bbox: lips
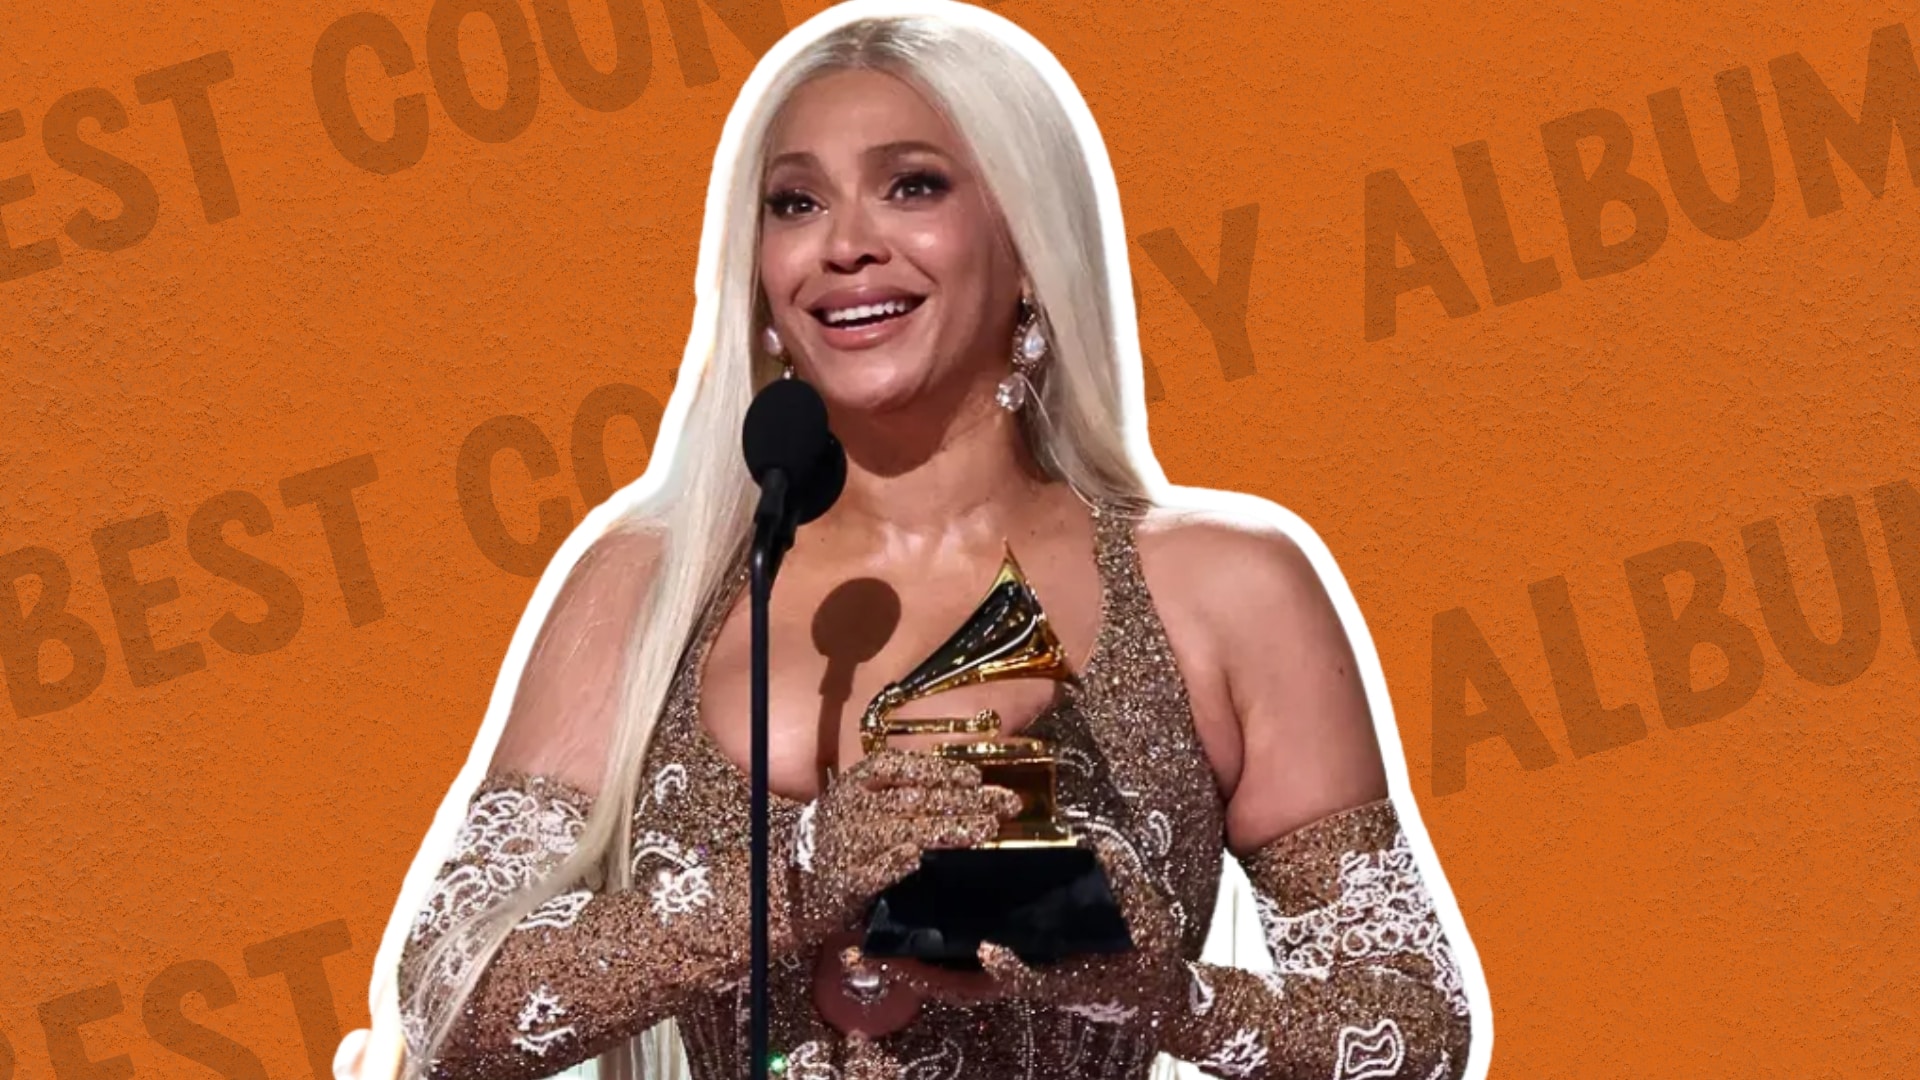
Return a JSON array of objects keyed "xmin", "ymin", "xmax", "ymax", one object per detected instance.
[
  {"xmin": 810, "ymin": 288, "xmax": 926, "ymax": 328},
  {"xmin": 806, "ymin": 287, "xmax": 928, "ymax": 350},
  {"xmin": 816, "ymin": 296, "xmax": 924, "ymax": 328}
]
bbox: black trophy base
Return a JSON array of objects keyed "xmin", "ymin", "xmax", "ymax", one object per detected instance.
[{"xmin": 860, "ymin": 845, "xmax": 1133, "ymax": 970}]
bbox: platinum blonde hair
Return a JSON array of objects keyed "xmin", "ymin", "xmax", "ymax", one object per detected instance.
[{"xmin": 401, "ymin": 2, "xmax": 1164, "ymax": 1077}]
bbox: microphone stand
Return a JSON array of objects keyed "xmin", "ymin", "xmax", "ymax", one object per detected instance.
[{"xmin": 747, "ymin": 469, "xmax": 792, "ymax": 1080}]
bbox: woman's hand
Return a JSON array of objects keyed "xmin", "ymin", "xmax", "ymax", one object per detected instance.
[
  {"xmin": 798, "ymin": 750, "xmax": 1022, "ymax": 1037},
  {"xmin": 793, "ymin": 749, "xmax": 1023, "ymax": 951},
  {"xmin": 855, "ymin": 830, "xmax": 1191, "ymax": 1026}
]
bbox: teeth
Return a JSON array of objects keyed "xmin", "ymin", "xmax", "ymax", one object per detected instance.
[{"xmin": 823, "ymin": 298, "xmax": 913, "ymax": 325}]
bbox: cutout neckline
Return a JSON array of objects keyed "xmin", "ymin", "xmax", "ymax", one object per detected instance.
[{"xmin": 682, "ymin": 507, "xmax": 1124, "ymax": 807}]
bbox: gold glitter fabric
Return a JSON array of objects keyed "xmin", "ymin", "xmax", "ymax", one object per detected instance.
[
  {"xmin": 658, "ymin": 499, "xmax": 1230, "ymax": 1079},
  {"xmin": 395, "ymin": 765, "xmax": 811, "ymax": 1080},
  {"xmin": 397, "ymin": 499, "xmax": 1471, "ymax": 1080},
  {"xmin": 1160, "ymin": 799, "xmax": 1474, "ymax": 1079}
]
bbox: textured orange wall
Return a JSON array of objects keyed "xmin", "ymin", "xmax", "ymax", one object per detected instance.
[{"xmin": 5, "ymin": 0, "xmax": 1918, "ymax": 1076}]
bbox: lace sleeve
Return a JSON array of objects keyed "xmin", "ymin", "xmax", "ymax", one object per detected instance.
[
  {"xmin": 393, "ymin": 524, "xmax": 743, "ymax": 1080},
  {"xmin": 1161, "ymin": 799, "xmax": 1474, "ymax": 1080},
  {"xmin": 397, "ymin": 770, "xmax": 805, "ymax": 1080}
]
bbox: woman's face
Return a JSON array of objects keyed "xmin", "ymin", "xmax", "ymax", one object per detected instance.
[{"xmin": 758, "ymin": 68, "xmax": 1024, "ymax": 417}]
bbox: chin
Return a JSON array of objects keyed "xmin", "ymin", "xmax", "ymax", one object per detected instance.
[{"xmin": 807, "ymin": 358, "xmax": 933, "ymax": 417}]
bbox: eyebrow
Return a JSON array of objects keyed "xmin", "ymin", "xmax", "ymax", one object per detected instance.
[{"xmin": 765, "ymin": 140, "xmax": 954, "ymax": 174}]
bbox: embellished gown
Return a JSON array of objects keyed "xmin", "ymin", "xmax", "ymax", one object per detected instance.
[{"xmin": 399, "ymin": 501, "xmax": 1474, "ymax": 1080}]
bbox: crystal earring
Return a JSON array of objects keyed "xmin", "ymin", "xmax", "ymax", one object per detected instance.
[
  {"xmin": 997, "ymin": 295, "xmax": 1048, "ymax": 411},
  {"xmin": 762, "ymin": 323, "xmax": 795, "ymax": 379}
]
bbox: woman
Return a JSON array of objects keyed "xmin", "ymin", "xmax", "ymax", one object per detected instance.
[{"xmin": 372, "ymin": 2, "xmax": 1485, "ymax": 1079}]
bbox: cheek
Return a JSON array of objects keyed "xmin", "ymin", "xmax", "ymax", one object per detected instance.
[
  {"xmin": 759, "ymin": 229, "xmax": 810, "ymax": 304},
  {"xmin": 898, "ymin": 211, "xmax": 995, "ymax": 288}
]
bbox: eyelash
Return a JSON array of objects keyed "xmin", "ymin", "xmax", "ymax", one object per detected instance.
[
  {"xmin": 762, "ymin": 169, "xmax": 952, "ymax": 220},
  {"xmin": 763, "ymin": 190, "xmax": 817, "ymax": 219},
  {"xmin": 890, "ymin": 169, "xmax": 951, "ymax": 200}
]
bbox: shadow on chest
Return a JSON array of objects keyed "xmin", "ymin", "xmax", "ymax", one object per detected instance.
[{"xmin": 699, "ymin": 564, "xmax": 1106, "ymax": 788}]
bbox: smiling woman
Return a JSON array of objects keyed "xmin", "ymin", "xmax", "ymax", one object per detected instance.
[
  {"xmin": 339, "ymin": 3, "xmax": 1489, "ymax": 1080},
  {"xmin": 756, "ymin": 71, "xmax": 1023, "ymax": 415}
]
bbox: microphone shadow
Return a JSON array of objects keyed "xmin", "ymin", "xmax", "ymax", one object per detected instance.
[{"xmin": 811, "ymin": 577, "xmax": 901, "ymax": 776}]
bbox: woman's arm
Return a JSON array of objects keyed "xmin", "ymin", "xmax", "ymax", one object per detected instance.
[
  {"xmin": 924, "ymin": 516, "xmax": 1476, "ymax": 1079},
  {"xmin": 397, "ymin": 529, "xmax": 1015, "ymax": 1080},
  {"xmin": 1160, "ymin": 800, "xmax": 1472, "ymax": 1079},
  {"xmin": 951, "ymin": 798, "xmax": 1472, "ymax": 1080},
  {"xmin": 1154, "ymin": 517, "xmax": 1474, "ymax": 1078},
  {"xmin": 395, "ymin": 528, "xmax": 808, "ymax": 1080},
  {"xmin": 397, "ymin": 771, "xmax": 809, "ymax": 1080}
]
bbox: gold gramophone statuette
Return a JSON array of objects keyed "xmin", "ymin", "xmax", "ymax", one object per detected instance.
[{"xmin": 858, "ymin": 545, "xmax": 1077, "ymax": 847}]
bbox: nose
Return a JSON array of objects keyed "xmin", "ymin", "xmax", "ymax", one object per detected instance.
[{"xmin": 823, "ymin": 200, "xmax": 888, "ymax": 273}]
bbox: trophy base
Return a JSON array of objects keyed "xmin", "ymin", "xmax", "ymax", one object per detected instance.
[{"xmin": 860, "ymin": 843, "xmax": 1134, "ymax": 970}]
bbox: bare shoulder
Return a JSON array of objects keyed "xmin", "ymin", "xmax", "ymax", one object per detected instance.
[
  {"xmin": 488, "ymin": 521, "xmax": 668, "ymax": 793},
  {"xmin": 1130, "ymin": 493, "xmax": 1385, "ymax": 849},
  {"xmin": 523, "ymin": 522, "xmax": 669, "ymax": 649},
  {"xmin": 1131, "ymin": 498, "xmax": 1326, "ymax": 640},
  {"xmin": 572, "ymin": 520, "xmax": 667, "ymax": 580}
]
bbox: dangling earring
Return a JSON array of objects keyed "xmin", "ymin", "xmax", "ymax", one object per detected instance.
[
  {"xmin": 997, "ymin": 293, "xmax": 1047, "ymax": 411},
  {"xmin": 763, "ymin": 323, "xmax": 794, "ymax": 379}
]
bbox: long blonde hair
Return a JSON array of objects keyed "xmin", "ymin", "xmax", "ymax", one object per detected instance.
[{"xmin": 402, "ymin": 2, "xmax": 1165, "ymax": 1077}]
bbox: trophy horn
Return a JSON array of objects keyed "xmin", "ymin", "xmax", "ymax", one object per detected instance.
[{"xmin": 859, "ymin": 545, "xmax": 1074, "ymax": 752}]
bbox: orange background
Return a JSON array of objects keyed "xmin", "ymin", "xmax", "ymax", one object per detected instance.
[{"xmin": 4, "ymin": 0, "xmax": 1918, "ymax": 1076}]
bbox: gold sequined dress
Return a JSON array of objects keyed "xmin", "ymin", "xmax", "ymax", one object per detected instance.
[{"xmin": 399, "ymin": 501, "xmax": 1474, "ymax": 1080}]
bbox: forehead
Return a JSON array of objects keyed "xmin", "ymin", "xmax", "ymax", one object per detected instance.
[{"xmin": 765, "ymin": 68, "xmax": 963, "ymax": 159}]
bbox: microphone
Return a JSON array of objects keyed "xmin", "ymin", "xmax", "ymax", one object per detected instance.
[
  {"xmin": 739, "ymin": 375, "xmax": 844, "ymax": 1080},
  {"xmin": 743, "ymin": 377, "xmax": 846, "ymax": 574}
]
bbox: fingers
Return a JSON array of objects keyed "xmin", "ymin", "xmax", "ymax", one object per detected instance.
[
  {"xmin": 1109, "ymin": 873, "xmax": 1174, "ymax": 951},
  {"xmin": 824, "ymin": 786, "xmax": 1010, "ymax": 870},
  {"xmin": 888, "ymin": 957, "xmax": 1003, "ymax": 1005},
  {"xmin": 834, "ymin": 947, "xmax": 987, "ymax": 1005},
  {"xmin": 808, "ymin": 752, "xmax": 1024, "ymax": 933},
  {"xmin": 861, "ymin": 843, "xmax": 927, "ymax": 895},
  {"xmin": 829, "ymin": 810, "xmax": 999, "ymax": 923},
  {"xmin": 850, "ymin": 810, "xmax": 994, "ymax": 879},
  {"xmin": 848, "ymin": 750, "xmax": 983, "ymax": 791},
  {"xmin": 917, "ymin": 813, "xmax": 1001, "ymax": 848},
  {"xmin": 983, "ymin": 785, "xmax": 1024, "ymax": 818},
  {"xmin": 855, "ymin": 813, "xmax": 1000, "ymax": 856},
  {"xmin": 1088, "ymin": 833, "xmax": 1151, "ymax": 895},
  {"xmin": 840, "ymin": 821, "xmax": 983, "ymax": 906},
  {"xmin": 1085, "ymin": 835, "xmax": 1178, "ymax": 950},
  {"xmin": 976, "ymin": 942, "xmax": 1049, "ymax": 997},
  {"xmin": 869, "ymin": 785, "xmax": 1023, "ymax": 819},
  {"xmin": 976, "ymin": 944, "xmax": 1155, "ymax": 1013}
]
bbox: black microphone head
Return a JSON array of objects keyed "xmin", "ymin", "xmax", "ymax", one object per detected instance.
[
  {"xmin": 793, "ymin": 434, "xmax": 846, "ymax": 525},
  {"xmin": 743, "ymin": 377, "xmax": 831, "ymax": 484}
]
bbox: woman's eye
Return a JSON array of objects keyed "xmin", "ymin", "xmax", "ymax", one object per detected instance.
[
  {"xmin": 764, "ymin": 190, "xmax": 818, "ymax": 218},
  {"xmin": 890, "ymin": 170, "xmax": 951, "ymax": 201}
]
